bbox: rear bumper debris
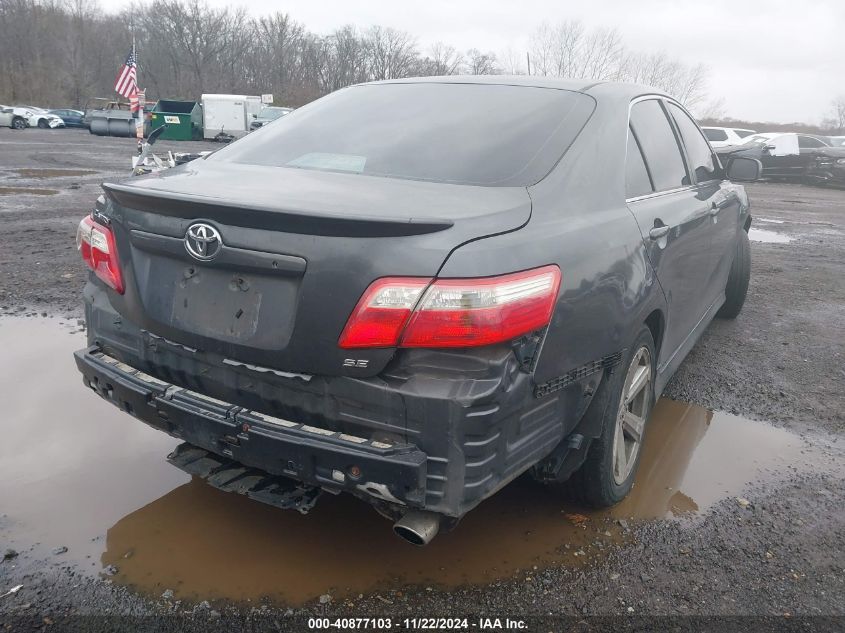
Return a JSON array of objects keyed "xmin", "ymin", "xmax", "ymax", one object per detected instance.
[
  {"xmin": 166, "ymin": 442, "xmax": 322, "ymax": 514},
  {"xmin": 77, "ymin": 288, "xmax": 596, "ymax": 518},
  {"xmin": 74, "ymin": 348, "xmax": 428, "ymax": 509}
]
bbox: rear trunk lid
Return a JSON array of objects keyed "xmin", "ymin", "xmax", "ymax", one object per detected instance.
[{"xmin": 100, "ymin": 161, "xmax": 531, "ymax": 377}]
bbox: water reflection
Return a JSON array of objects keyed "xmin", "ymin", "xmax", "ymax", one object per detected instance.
[{"xmin": 101, "ymin": 400, "xmax": 794, "ymax": 604}]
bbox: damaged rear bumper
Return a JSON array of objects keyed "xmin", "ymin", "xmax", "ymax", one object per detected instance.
[
  {"xmin": 74, "ymin": 347, "xmax": 428, "ymax": 508},
  {"xmin": 76, "ymin": 286, "xmax": 596, "ymax": 518}
]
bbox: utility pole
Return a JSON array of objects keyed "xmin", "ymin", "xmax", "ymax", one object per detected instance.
[{"xmin": 526, "ymin": 52, "xmax": 531, "ymax": 76}]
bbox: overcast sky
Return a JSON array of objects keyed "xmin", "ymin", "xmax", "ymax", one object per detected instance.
[{"xmin": 143, "ymin": 0, "xmax": 844, "ymax": 123}]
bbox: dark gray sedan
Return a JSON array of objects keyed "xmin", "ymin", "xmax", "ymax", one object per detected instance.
[{"xmin": 74, "ymin": 77, "xmax": 759, "ymax": 545}]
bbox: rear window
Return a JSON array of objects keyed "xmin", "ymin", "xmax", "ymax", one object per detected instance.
[
  {"xmin": 629, "ymin": 100, "xmax": 689, "ymax": 192},
  {"xmin": 626, "ymin": 128, "xmax": 653, "ymax": 198},
  {"xmin": 703, "ymin": 128, "xmax": 728, "ymax": 141},
  {"xmin": 211, "ymin": 83, "xmax": 595, "ymax": 186},
  {"xmin": 797, "ymin": 135, "xmax": 827, "ymax": 149}
]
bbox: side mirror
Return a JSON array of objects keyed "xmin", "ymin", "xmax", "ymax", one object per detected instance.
[
  {"xmin": 763, "ymin": 144, "xmax": 777, "ymax": 152},
  {"xmin": 252, "ymin": 113, "xmax": 257, "ymax": 118},
  {"xmin": 726, "ymin": 156, "xmax": 762, "ymax": 182}
]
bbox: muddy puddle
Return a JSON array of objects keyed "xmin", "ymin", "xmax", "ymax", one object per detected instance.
[
  {"xmin": 12, "ymin": 168, "xmax": 99, "ymax": 179},
  {"xmin": 749, "ymin": 227, "xmax": 792, "ymax": 243},
  {"xmin": 0, "ymin": 186, "xmax": 58, "ymax": 195},
  {"xmin": 0, "ymin": 317, "xmax": 822, "ymax": 605}
]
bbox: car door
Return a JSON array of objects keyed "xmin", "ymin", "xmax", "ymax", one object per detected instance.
[
  {"xmin": 626, "ymin": 97, "xmax": 719, "ymax": 363},
  {"xmin": 761, "ymin": 134, "xmax": 802, "ymax": 177},
  {"xmin": 666, "ymin": 102, "xmax": 741, "ymax": 305},
  {"xmin": 797, "ymin": 135, "xmax": 829, "ymax": 174}
]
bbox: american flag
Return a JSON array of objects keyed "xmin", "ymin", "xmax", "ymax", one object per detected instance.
[
  {"xmin": 114, "ymin": 49, "xmax": 137, "ymax": 100},
  {"xmin": 129, "ymin": 89, "xmax": 143, "ymax": 114}
]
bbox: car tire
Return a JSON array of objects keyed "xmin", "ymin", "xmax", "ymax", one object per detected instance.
[
  {"xmin": 563, "ymin": 327, "xmax": 656, "ymax": 508},
  {"xmin": 37, "ymin": 119, "xmax": 49, "ymax": 129},
  {"xmin": 716, "ymin": 229, "xmax": 750, "ymax": 319},
  {"xmin": 12, "ymin": 117, "xmax": 26, "ymax": 130}
]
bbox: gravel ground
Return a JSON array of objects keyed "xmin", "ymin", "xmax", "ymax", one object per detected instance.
[{"xmin": 1, "ymin": 129, "xmax": 844, "ymax": 631}]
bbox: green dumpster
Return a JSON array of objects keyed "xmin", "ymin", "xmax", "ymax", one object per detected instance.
[{"xmin": 149, "ymin": 99, "xmax": 202, "ymax": 141}]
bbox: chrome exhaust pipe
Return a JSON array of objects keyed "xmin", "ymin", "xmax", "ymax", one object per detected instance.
[{"xmin": 393, "ymin": 510, "xmax": 441, "ymax": 546}]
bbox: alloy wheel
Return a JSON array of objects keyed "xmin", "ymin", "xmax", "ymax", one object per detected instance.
[{"xmin": 611, "ymin": 346, "xmax": 652, "ymax": 485}]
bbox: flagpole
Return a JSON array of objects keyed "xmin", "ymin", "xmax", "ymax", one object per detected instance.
[{"xmin": 132, "ymin": 28, "xmax": 144, "ymax": 142}]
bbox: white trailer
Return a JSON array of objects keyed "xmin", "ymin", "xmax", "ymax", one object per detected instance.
[
  {"xmin": 245, "ymin": 95, "xmax": 263, "ymax": 121},
  {"xmin": 201, "ymin": 94, "xmax": 262, "ymax": 139}
]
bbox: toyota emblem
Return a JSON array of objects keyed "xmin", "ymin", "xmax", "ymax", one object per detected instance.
[{"xmin": 184, "ymin": 222, "xmax": 222, "ymax": 261}]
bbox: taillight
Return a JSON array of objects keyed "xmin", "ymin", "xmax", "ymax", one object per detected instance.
[
  {"xmin": 338, "ymin": 278, "xmax": 430, "ymax": 348},
  {"xmin": 339, "ymin": 265, "xmax": 560, "ymax": 349},
  {"xmin": 76, "ymin": 215, "xmax": 124, "ymax": 294}
]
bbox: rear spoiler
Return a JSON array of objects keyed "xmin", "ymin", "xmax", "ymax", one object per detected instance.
[{"xmin": 103, "ymin": 182, "xmax": 454, "ymax": 238}]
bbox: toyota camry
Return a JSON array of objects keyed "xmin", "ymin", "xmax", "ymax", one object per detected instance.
[{"xmin": 74, "ymin": 76, "xmax": 760, "ymax": 545}]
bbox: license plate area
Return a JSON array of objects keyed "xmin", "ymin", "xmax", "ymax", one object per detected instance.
[{"xmin": 136, "ymin": 252, "xmax": 299, "ymax": 349}]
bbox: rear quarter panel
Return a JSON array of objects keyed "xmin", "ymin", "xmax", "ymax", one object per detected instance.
[{"xmin": 439, "ymin": 87, "xmax": 667, "ymax": 386}]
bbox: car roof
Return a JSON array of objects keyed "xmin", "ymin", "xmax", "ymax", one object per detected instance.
[{"xmin": 363, "ymin": 75, "xmax": 669, "ymax": 99}]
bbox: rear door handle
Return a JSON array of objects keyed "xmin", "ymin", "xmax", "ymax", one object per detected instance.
[{"xmin": 648, "ymin": 225, "xmax": 670, "ymax": 240}]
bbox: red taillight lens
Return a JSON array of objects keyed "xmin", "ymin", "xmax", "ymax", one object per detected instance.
[
  {"xmin": 338, "ymin": 277, "xmax": 431, "ymax": 348},
  {"xmin": 76, "ymin": 215, "xmax": 124, "ymax": 294},
  {"xmin": 401, "ymin": 266, "xmax": 561, "ymax": 348},
  {"xmin": 339, "ymin": 266, "xmax": 561, "ymax": 349}
]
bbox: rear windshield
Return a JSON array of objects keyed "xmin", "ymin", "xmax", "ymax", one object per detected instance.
[{"xmin": 211, "ymin": 83, "xmax": 595, "ymax": 186}]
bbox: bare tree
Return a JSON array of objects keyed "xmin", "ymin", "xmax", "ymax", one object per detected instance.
[
  {"xmin": 577, "ymin": 27, "xmax": 624, "ymax": 80},
  {"xmin": 616, "ymin": 50, "xmax": 709, "ymax": 108},
  {"xmin": 423, "ymin": 42, "xmax": 463, "ymax": 75},
  {"xmin": 528, "ymin": 19, "xmax": 710, "ymax": 107},
  {"xmin": 364, "ymin": 25, "xmax": 418, "ymax": 81},
  {"xmin": 0, "ymin": 0, "xmax": 716, "ymax": 115},
  {"xmin": 465, "ymin": 49, "xmax": 498, "ymax": 75},
  {"xmin": 697, "ymin": 96, "xmax": 726, "ymax": 120},
  {"xmin": 498, "ymin": 47, "xmax": 526, "ymax": 75}
]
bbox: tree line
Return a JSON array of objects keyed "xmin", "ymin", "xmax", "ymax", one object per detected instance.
[{"xmin": 1, "ymin": 0, "xmax": 716, "ymax": 111}]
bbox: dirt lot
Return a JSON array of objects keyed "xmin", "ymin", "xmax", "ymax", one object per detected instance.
[{"xmin": 0, "ymin": 128, "xmax": 844, "ymax": 632}]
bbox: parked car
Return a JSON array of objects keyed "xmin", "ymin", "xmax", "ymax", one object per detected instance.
[
  {"xmin": 701, "ymin": 126, "xmax": 756, "ymax": 148},
  {"xmin": 49, "ymin": 108, "xmax": 85, "ymax": 128},
  {"xmin": 73, "ymin": 77, "xmax": 760, "ymax": 545},
  {"xmin": 250, "ymin": 106, "xmax": 293, "ymax": 130},
  {"xmin": 716, "ymin": 132, "xmax": 836, "ymax": 179},
  {"xmin": 804, "ymin": 139, "xmax": 845, "ymax": 187},
  {"xmin": 15, "ymin": 106, "xmax": 65, "ymax": 128},
  {"xmin": 30, "ymin": 111, "xmax": 65, "ymax": 128},
  {"xmin": 0, "ymin": 105, "xmax": 28, "ymax": 129},
  {"xmin": 10, "ymin": 106, "xmax": 37, "ymax": 119}
]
